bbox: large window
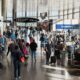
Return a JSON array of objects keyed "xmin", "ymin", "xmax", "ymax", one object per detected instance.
[
  {"xmin": 7, "ymin": 0, "xmax": 13, "ymax": 18},
  {"xmin": 4, "ymin": 0, "xmax": 80, "ymax": 24}
]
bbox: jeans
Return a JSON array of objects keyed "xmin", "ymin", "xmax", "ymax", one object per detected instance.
[
  {"xmin": 13, "ymin": 60, "xmax": 21, "ymax": 78},
  {"xmin": 31, "ymin": 51, "xmax": 36, "ymax": 62}
]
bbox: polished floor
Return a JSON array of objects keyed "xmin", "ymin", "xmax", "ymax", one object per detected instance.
[
  {"xmin": 0, "ymin": 53, "xmax": 80, "ymax": 80},
  {"xmin": 0, "ymin": 35, "xmax": 80, "ymax": 80}
]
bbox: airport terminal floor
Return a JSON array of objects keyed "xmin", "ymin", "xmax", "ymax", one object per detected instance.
[
  {"xmin": 0, "ymin": 35, "xmax": 80, "ymax": 80},
  {"xmin": 0, "ymin": 51, "xmax": 80, "ymax": 80}
]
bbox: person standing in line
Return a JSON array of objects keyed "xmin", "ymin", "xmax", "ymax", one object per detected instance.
[{"xmin": 30, "ymin": 39, "xmax": 37, "ymax": 62}]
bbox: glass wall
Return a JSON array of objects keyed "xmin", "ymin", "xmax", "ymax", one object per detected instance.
[
  {"xmin": 5, "ymin": 0, "xmax": 80, "ymax": 23},
  {"xmin": 6, "ymin": 0, "xmax": 13, "ymax": 21}
]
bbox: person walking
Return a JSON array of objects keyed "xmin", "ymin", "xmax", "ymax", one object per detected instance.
[
  {"xmin": 30, "ymin": 39, "xmax": 37, "ymax": 62},
  {"xmin": 12, "ymin": 45, "xmax": 22, "ymax": 80},
  {"xmin": 7, "ymin": 41, "xmax": 23, "ymax": 80}
]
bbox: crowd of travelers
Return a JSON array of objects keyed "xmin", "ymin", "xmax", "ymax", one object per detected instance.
[
  {"xmin": 0, "ymin": 27, "xmax": 38, "ymax": 80},
  {"xmin": 0, "ymin": 27, "xmax": 80, "ymax": 80},
  {"xmin": 40, "ymin": 32, "xmax": 80, "ymax": 66}
]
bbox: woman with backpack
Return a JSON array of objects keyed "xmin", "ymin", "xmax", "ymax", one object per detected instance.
[{"xmin": 7, "ymin": 41, "xmax": 24, "ymax": 80}]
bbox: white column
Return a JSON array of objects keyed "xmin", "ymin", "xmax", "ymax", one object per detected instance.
[
  {"xmin": 13, "ymin": 0, "xmax": 17, "ymax": 28},
  {"xmin": 2, "ymin": 0, "xmax": 8, "ymax": 32}
]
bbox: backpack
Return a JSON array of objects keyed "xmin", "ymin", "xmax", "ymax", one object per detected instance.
[{"xmin": 50, "ymin": 56, "xmax": 56, "ymax": 64}]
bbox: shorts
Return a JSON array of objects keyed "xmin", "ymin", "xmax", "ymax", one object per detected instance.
[{"xmin": 41, "ymin": 44, "xmax": 45, "ymax": 48}]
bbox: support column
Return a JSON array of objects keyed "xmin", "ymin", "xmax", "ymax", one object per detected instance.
[
  {"xmin": 58, "ymin": 0, "xmax": 60, "ymax": 19},
  {"xmin": 2, "ymin": 0, "xmax": 7, "ymax": 33},
  {"xmin": 2, "ymin": 0, "xmax": 7, "ymax": 20},
  {"xmin": 37, "ymin": 0, "xmax": 39, "ymax": 28},
  {"xmin": 25, "ymin": 0, "xmax": 27, "ymax": 27},
  {"xmin": 67, "ymin": 0, "xmax": 69, "ymax": 19},
  {"xmin": 72, "ymin": 0, "xmax": 74, "ymax": 19},
  {"xmin": 63, "ymin": 0, "xmax": 65, "ymax": 29},
  {"xmin": 13, "ymin": 0, "xmax": 17, "ymax": 28},
  {"xmin": 79, "ymin": 6, "xmax": 80, "ymax": 34}
]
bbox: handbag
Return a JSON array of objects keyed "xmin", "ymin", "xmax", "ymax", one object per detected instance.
[
  {"xmin": 18, "ymin": 50, "xmax": 25, "ymax": 63},
  {"xmin": 20, "ymin": 56, "xmax": 25, "ymax": 63}
]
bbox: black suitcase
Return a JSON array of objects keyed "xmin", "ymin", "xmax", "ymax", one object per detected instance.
[
  {"xmin": 0, "ymin": 62, "xmax": 3, "ymax": 69},
  {"xmin": 50, "ymin": 56, "xmax": 56, "ymax": 64}
]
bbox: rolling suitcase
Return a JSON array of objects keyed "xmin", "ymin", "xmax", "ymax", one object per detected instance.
[
  {"xmin": 50, "ymin": 56, "xmax": 56, "ymax": 64},
  {"xmin": 0, "ymin": 62, "xmax": 4, "ymax": 69}
]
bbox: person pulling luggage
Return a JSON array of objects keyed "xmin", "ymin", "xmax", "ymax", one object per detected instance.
[{"xmin": 45, "ymin": 40, "xmax": 51, "ymax": 65}]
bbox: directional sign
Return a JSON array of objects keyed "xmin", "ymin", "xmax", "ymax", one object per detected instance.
[
  {"xmin": 14, "ymin": 17, "xmax": 39, "ymax": 23},
  {"xmin": 56, "ymin": 24, "xmax": 80, "ymax": 29}
]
